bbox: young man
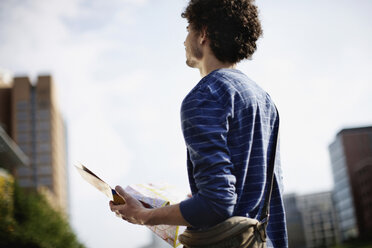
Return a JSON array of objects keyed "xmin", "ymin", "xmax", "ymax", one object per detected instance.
[{"xmin": 110, "ymin": 0, "xmax": 288, "ymax": 247}]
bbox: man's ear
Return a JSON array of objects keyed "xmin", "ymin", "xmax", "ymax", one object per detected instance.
[{"xmin": 199, "ymin": 27, "xmax": 208, "ymax": 45}]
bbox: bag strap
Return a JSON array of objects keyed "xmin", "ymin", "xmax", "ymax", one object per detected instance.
[{"xmin": 258, "ymin": 106, "xmax": 280, "ymax": 224}]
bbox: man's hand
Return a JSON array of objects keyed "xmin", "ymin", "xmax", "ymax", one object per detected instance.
[
  {"xmin": 109, "ymin": 185, "xmax": 149, "ymax": 225},
  {"xmin": 110, "ymin": 185, "xmax": 191, "ymax": 227}
]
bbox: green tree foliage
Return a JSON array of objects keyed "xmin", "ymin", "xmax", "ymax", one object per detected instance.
[{"xmin": 0, "ymin": 182, "xmax": 85, "ymax": 248}]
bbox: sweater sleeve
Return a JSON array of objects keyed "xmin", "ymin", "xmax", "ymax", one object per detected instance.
[{"xmin": 179, "ymin": 84, "xmax": 237, "ymax": 229}]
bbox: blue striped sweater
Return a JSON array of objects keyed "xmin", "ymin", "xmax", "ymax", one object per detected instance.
[{"xmin": 179, "ymin": 68, "xmax": 288, "ymax": 248}]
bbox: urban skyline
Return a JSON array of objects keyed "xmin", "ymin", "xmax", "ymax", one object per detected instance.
[{"xmin": 284, "ymin": 126, "xmax": 372, "ymax": 248}]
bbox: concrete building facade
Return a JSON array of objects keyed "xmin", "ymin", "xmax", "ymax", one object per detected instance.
[{"xmin": 0, "ymin": 75, "xmax": 68, "ymax": 213}]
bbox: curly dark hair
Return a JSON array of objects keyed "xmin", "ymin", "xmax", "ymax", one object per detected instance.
[{"xmin": 181, "ymin": 0, "xmax": 263, "ymax": 64}]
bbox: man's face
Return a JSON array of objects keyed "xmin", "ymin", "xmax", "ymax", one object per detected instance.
[{"xmin": 184, "ymin": 25, "xmax": 203, "ymax": 68}]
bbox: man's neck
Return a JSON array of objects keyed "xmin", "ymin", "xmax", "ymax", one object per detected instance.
[{"xmin": 198, "ymin": 54, "xmax": 236, "ymax": 77}]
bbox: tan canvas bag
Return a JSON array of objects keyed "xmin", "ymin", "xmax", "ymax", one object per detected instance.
[{"xmin": 179, "ymin": 216, "xmax": 267, "ymax": 248}]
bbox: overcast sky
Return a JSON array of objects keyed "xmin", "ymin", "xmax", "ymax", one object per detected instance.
[{"xmin": 1, "ymin": 0, "xmax": 371, "ymax": 247}]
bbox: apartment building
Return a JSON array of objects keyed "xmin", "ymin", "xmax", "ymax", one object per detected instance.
[{"xmin": 0, "ymin": 75, "xmax": 68, "ymax": 212}]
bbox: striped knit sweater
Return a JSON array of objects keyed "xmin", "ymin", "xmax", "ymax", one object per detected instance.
[{"xmin": 179, "ymin": 68, "xmax": 288, "ymax": 248}]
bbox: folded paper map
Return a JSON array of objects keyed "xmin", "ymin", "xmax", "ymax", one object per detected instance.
[
  {"xmin": 75, "ymin": 163, "xmax": 186, "ymax": 247},
  {"xmin": 74, "ymin": 163, "xmax": 125, "ymax": 205}
]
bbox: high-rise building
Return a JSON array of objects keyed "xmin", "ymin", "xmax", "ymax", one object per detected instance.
[
  {"xmin": 0, "ymin": 75, "xmax": 68, "ymax": 213},
  {"xmin": 284, "ymin": 192, "xmax": 339, "ymax": 248},
  {"xmin": 329, "ymin": 126, "xmax": 372, "ymax": 240}
]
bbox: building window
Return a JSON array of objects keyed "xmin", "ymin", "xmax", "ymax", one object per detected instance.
[
  {"xmin": 38, "ymin": 176, "xmax": 52, "ymax": 186},
  {"xmin": 37, "ymin": 109, "xmax": 50, "ymax": 120},
  {"xmin": 37, "ymin": 142, "xmax": 51, "ymax": 152},
  {"xmin": 16, "ymin": 122, "xmax": 30, "ymax": 132},
  {"xmin": 16, "ymin": 111, "xmax": 29, "ymax": 121},
  {"xmin": 16, "ymin": 101, "xmax": 29, "ymax": 110},
  {"xmin": 37, "ymin": 101, "xmax": 49, "ymax": 108},
  {"xmin": 17, "ymin": 167, "xmax": 32, "ymax": 176},
  {"xmin": 36, "ymin": 121, "xmax": 50, "ymax": 131},
  {"xmin": 37, "ymin": 165, "xmax": 52, "ymax": 175},
  {"xmin": 37, "ymin": 154, "xmax": 51, "ymax": 164},
  {"xmin": 36, "ymin": 132, "xmax": 50, "ymax": 141}
]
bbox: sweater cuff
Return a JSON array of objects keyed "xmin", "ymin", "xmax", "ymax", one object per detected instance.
[{"xmin": 179, "ymin": 193, "xmax": 225, "ymax": 229}]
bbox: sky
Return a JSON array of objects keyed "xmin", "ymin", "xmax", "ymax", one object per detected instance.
[{"xmin": 0, "ymin": 0, "xmax": 372, "ymax": 247}]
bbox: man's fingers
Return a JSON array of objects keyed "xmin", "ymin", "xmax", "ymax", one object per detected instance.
[
  {"xmin": 109, "ymin": 201, "xmax": 123, "ymax": 212},
  {"xmin": 110, "ymin": 186, "xmax": 144, "ymax": 225},
  {"xmin": 110, "ymin": 202, "xmax": 126, "ymax": 218}
]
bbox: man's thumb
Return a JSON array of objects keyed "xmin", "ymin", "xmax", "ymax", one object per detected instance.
[{"xmin": 115, "ymin": 185, "xmax": 129, "ymax": 199}]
